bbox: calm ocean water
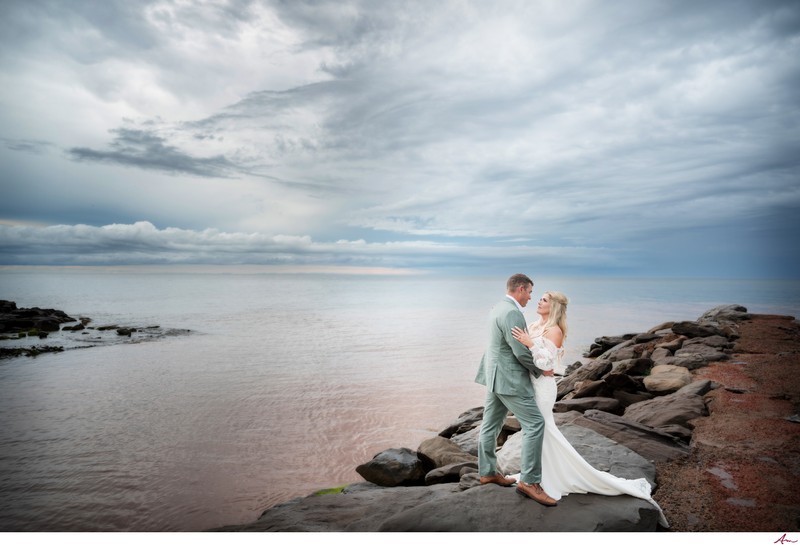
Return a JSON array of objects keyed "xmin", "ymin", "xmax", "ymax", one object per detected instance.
[{"xmin": 1, "ymin": 270, "xmax": 798, "ymax": 531}]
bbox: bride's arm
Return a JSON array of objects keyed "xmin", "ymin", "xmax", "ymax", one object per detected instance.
[
  {"xmin": 530, "ymin": 337, "xmax": 558, "ymax": 372},
  {"xmin": 512, "ymin": 327, "xmax": 555, "ymax": 376}
]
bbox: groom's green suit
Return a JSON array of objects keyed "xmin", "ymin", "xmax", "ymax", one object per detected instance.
[{"xmin": 475, "ymin": 296, "xmax": 545, "ymax": 484}]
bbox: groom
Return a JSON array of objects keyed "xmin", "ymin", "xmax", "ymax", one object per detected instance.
[{"xmin": 475, "ymin": 273, "xmax": 557, "ymax": 506}]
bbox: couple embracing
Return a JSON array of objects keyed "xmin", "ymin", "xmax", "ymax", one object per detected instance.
[{"xmin": 475, "ymin": 274, "xmax": 668, "ymax": 526}]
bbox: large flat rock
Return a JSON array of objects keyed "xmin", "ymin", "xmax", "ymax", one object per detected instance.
[
  {"xmin": 219, "ymin": 478, "xmax": 660, "ymax": 532},
  {"xmin": 379, "ymin": 484, "xmax": 660, "ymax": 532}
]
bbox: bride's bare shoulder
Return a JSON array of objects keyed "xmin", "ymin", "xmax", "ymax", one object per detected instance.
[{"xmin": 543, "ymin": 325, "xmax": 564, "ymax": 348}]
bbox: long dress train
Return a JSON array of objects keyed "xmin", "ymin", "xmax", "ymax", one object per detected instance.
[{"xmin": 510, "ymin": 322, "xmax": 668, "ymax": 527}]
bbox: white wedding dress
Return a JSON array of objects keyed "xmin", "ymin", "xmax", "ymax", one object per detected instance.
[{"xmin": 510, "ymin": 322, "xmax": 668, "ymax": 527}]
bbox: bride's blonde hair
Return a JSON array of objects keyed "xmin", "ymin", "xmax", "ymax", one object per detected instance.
[{"xmin": 541, "ymin": 291, "xmax": 569, "ymax": 339}]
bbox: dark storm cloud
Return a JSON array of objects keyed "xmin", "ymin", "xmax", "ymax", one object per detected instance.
[{"xmin": 68, "ymin": 128, "xmax": 239, "ymax": 178}]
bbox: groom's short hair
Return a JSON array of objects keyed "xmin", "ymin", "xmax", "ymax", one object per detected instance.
[{"xmin": 507, "ymin": 273, "xmax": 533, "ymax": 292}]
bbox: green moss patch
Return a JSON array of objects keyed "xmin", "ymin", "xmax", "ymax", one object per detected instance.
[{"xmin": 313, "ymin": 485, "xmax": 347, "ymax": 496}]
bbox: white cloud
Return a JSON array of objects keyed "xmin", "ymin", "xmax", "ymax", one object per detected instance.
[{"xmin": 0, "ymin": 221, "xmax": 621, "ymax": 271}]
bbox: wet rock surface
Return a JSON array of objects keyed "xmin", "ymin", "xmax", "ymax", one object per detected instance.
[
  {"xmin": 0, "ymin": 300, "xmax": 76, "ymax": 333},
  {"xmin": 0, "ymin": 300, "xmax": 192, "ymax": 359}
]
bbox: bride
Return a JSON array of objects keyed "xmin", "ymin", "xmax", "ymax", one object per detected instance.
[{"xmin": 508, "ymin": 291, "xmax": 668, "ymax": 527}]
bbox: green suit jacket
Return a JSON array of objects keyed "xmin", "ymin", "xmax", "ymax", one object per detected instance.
[{"xmin": 475, "ymin": 297, "xmax": 542, "ymax": 396}]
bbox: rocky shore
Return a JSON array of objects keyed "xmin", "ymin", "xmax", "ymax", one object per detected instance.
[
  {"xmin": 216, "ymin": 304, "xmax": 800, "ymax": 532},
  {"xmin": 0, "ymin": 300, "xmax": 191, "ymax": 358}
]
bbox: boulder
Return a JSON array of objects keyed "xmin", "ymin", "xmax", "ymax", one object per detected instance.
[
  {"xmin": 424, "ymin": 461, "xmax": 478, "ymax": 485},
  {"xmin": 647, "ymin": 321, "xmax": 675, "ymax": 334},
  {"xmin": 417, "ymin": 436, "xmax": 476, "ymax": 468},
  {"xmin": 37, "ymin": 318, "xmax": 62, "ymax": 332},
  {"xmin": 671, "ymin": 321, "xmax": 724, "ymax": 338},
  {"xmin": 698, "ymin": 304, "xmax": 750, "ymax": 323},
  {"xmin": 683, "ymin": 335, "xmax": 731, "ymax": 349},
  {"xmin": 562, "ymin": 361, "xmax": 583, "ymax": 376},
  {"xmin": 610, "ymin": 358, "xmax": 653, "ymax": 376},
  {"xmin": 554, "ymin": 397, "xmax": 623, "ymax": 415},
  {"xmin": 603, "ymin": 373, "xmax": 642, "ymax": 392},
  {"xmin": 612, "ymin": 390, "xmax": 655, "ymax": 408},
  {"xmin": 624, "ymin": 392, "xmax": 708, "ymax": 429},
  {"xmin": 585, "ymin": 334, "xmax": 637, "ymax": 357},
  {"xmin": 557, "ymin": 359, "xmax": 613, "ymax": 399},
  {"xmin": 643, "ymin": 365, "xmax": 692, "ymax": 394},
  {"xmin": 0, "ymin": 301, "xmax": 77, "ymax": 333},
  {"xmin": 657, "ymin": 354, "xmax": 711, "ymax": 371},
  {"xmin": 655, "ymin": 335, "xmax": 686, "ymax": 352},
  {"xmin": 572, "ymin": 379, "xmax": 611, "ymax": 398},
  {"xmin": 577, "ymin": 410, "xmax": 691, "ymax": 462},
  {"xmin": 650, "ymin": 347, "xmax": 672, "ymax": 364},
  {"xmin": 495, "ymin": 431, "xmax": 521, "ymax": 476},
  {"xmin": 676, "ymin": 379, "xmax": 717, "ymax": 397},
  {"xmin": 601, "ymin": 344, "xmax": 640, "ymax": 362},
  {"xmin": 458, "ymin": 471, "xmax": 481, "ymax": 490},
  {"xmin": 439, "ymin": 407, "xmax": 483, "ymax": 438},
  {"xmin": 674, "ymin": 343, "xmax": 729, "ymax": 362},
  {"xmin": 633, "ymin": 332, "xmax": 661, "ymax": 344},
  {"xmin": 355, "ymin": 448, "xmax": 427, "ymax": 487},
  {"xmin": 449, "ymin": 426, "xmax": 480, "ymax": 456},
  {"xmin": 596, "ymin": 339, "xmax": 636, "ymax": 360},
  {"xmin": 502, "ymin": 415, "xmax": 521, "ymax": 435}
]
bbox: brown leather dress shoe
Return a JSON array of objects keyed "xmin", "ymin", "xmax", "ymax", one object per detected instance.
[
  {"xmin": 516, "ymin": 481, "xmax": 557, "ymax": 506},
  {"xmin": 479, "ymin": 474, "xmax": 516, "ymax": 487}
]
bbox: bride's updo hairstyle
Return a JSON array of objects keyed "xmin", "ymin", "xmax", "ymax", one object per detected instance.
[{"xmin": 542, "ymin": 291, "xmax": 569, "ymax": 339}]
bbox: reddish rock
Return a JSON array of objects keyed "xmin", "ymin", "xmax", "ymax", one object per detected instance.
[{"xmin": 653, "ymin": 314, "xmax": 800, "ymax": 532}]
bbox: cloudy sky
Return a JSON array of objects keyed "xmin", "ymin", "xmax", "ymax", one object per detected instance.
[{"xmin": 1, "ymin": 0, "xmax": 798, "ymax": 277}]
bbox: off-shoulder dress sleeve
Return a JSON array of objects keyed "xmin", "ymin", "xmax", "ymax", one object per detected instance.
[{"xmin": 531, "ymin": 336, "xmax": 558, "ymax": 371}]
